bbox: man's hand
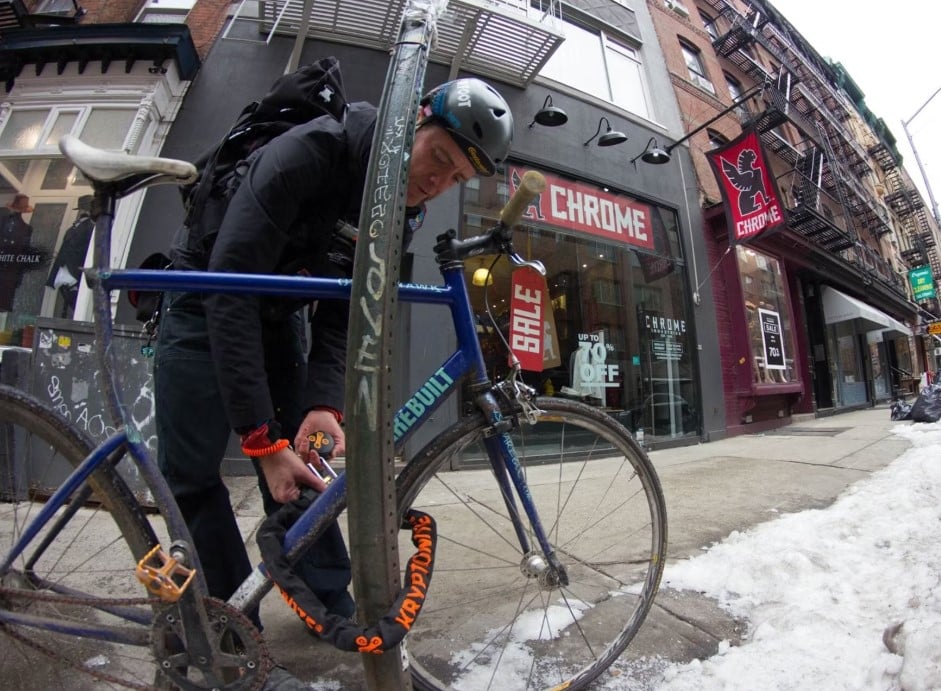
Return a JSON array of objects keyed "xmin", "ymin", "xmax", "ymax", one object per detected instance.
[
  {"xmin": 295, "ymin": 409, "xmax": 345, "ymax": 462},
  {"xmin": 258, "ymin": 445, "xmax": 326, "ymax": 504}
]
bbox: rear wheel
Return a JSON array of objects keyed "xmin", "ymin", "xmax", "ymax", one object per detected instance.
[
  {"xmin": 397, "ymin": 396, "xmax": 667, "ymax": 690},
  {"xmin": 0, "ymin": 385, "xmax": 244, "ymax": 690}
]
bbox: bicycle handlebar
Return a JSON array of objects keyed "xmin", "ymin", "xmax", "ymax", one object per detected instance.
[{"xmin": 433, "ymin": 170, "xmax": 547, "ymax": 268}]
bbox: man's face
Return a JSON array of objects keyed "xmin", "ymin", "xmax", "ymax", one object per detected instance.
[{"xmin": 407, "ymin": 122, "xmax": 477, "ymax": 207}]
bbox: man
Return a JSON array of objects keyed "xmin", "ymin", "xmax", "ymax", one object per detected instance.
[
  {"xmin": 155, "ymin": 78, "xmax": 513, "ymax": 623},
  {"xmin": 0, "ymin": 193, "xmax": 34, "ymax": 312},
  {"xmin": 46, "ymin": 195, "xmax": 94, "ymax": 317}
]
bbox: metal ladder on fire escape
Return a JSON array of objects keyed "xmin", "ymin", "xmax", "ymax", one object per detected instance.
[
  {"xmin": 914, "ymin": 203, "xmax": 941, "ymax": 280},
  {"xmin": 810, "ymin": 118, "xmax": 859, "ymax": 252},
  {"xmin": 885, "ymin": 166, "xmax": 930, "ymax": 271}
]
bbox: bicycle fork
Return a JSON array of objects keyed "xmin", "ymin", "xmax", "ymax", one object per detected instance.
[{"xmin": 477, "ymin": 391, "xmax": 569, "ymax": 588}]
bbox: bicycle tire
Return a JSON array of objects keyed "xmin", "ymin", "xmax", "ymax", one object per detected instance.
[
  {"xmin": 0, "ymin": 384, "xmax": 187, "ymax": 690},
  {"xmin": 396, "ymin": 396, "xmax": 667, "ymax": 691}
]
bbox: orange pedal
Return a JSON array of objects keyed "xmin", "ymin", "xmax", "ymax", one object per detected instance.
[{"xmin": 135, "ymin": 544, "xmax": 196, "ymax": 603}]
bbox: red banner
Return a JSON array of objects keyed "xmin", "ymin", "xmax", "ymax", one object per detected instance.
[
  {"xmin": 508, "ymin": 166, "xmax": 654, "ymax": 250},
  {"xmin": 707, "ymin": 128, "xmax": 785, "ymax": 245}
]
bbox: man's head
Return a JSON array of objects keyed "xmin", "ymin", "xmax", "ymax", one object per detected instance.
[
  {"xmin": 75, "ymin": 195, "xmax": 94, "ymax": 214},
  {"xmin": 407, "ymin": 78, "xmax": 514, "ymax": 206},
  {"xmin": 8, "ymin": 193, "xmax": 32, "ymax": 214}
]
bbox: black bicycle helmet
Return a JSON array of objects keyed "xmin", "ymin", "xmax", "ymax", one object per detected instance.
[{"xmin": 420, "ymin": 78, "xmax": 514, "ymax": 177}]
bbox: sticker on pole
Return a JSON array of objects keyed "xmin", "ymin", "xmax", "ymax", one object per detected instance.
[{"xmin": 509, "ymin": 266, "xmax": 556, "ymax": 372}]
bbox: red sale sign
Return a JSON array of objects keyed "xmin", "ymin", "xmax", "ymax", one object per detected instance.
[{"xmin": 509, "ymin": 267, "xmax": 548, "ymax": 371}]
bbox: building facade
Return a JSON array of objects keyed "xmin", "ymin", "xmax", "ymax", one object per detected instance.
[
  {"xmin": 0, "ymin": 0, "xmax": 936, "ymax": 456},
  {"xmin": 644, "ymin": 0, "xmax": 939, "ymax": 434}
]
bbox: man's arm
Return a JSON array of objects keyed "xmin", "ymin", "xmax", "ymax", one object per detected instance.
[{"xmin": 204, "ymin": 128, "xmax": 341, "ymax": 430}]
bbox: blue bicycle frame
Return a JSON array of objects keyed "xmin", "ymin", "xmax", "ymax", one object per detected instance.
[
  {"xmin": 0, "ymin": 251, "xmax": 562, "ymax": 647},
  {"xmin": 96, "ymin": 262, "xmax": 555, "ymax": 607}
]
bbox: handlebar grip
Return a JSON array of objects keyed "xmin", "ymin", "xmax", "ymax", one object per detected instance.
[{"xmin": 499, "ymin": 171, "xmax": 546, "ymax": 228}]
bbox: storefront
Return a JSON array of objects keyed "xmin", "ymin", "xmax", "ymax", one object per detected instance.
[
  {"xmin": 0, "ymin": 26, "xmax": 198, "ymax": 346},
  {"xmin": 460, "ymin": 163, "xmax": 700, "ymax": 445},
  {"xmin": 819, "ymin": 286, "xmax": 914, "ymax": 406}
]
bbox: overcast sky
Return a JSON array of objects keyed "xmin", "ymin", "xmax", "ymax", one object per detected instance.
[{"xmin": 766, "ymin": 0, "xmax": 941, "ymax": 217}]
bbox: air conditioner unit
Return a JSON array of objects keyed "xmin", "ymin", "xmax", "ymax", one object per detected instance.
[{"xmin": 665, "ymin": 0, "xmax": 690, "ymax": 18}]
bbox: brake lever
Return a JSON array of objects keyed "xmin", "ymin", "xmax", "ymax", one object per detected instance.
[{"xmin": 507, "ymin": 251, "xmax": 546, "ymax": 276}]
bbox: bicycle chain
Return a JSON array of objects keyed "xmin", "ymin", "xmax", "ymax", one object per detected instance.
[
  {"xmin": 0, "ymin": 583, "xmax": 158, "ymax": 607},
  {"xmin": 0, "ymin": 588, "xmax": 272, "ymax": 691}
]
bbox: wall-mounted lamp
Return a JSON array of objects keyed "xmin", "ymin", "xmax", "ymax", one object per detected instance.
[
  {"xmin": 630, "ymin": 137, "xmax": 672, "ymax": 167},
  {"xmin": 528, "ymin": 95, "xmax": 568, "ymax": 128},
  {"xmin": 583, "ymin": 116, "xmax": 628, "ymax": 147},
  {"xmin": 632, "ymin": 82, "xmax": 767, "ymax": 166}
]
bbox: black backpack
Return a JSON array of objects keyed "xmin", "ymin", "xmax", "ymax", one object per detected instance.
[
  {"xmin": 177, "ymin": 55, "xmax": 349, "ymax": 267},
  {"xmin": 131, "ymin": 57, "xmax": 349, "ymax": 327}
]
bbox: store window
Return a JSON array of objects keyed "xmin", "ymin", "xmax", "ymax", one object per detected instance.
[
  {"xmin": 0, "ymin": 105, "xmax": 136, "ymax": 341},
  {"xmin": 540, "ymin": 20, "xmax": 652, "ymax": 120},
  {"xmin": 463, "ymin": 165, "xmax": 699, "ymax": 443},
  {"xmin": 737, "ymin": 246, "xmax": 797, "ymax": 385}
]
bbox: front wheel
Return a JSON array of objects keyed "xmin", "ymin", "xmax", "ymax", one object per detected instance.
[{"xmin": 397, "ymin": 396, "xmax": 667, "ymax": 691}]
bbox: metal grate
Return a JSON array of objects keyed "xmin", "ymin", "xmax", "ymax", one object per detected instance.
[{"xmin": 224, "ymin": 0, "xmax": 565, "ymax": 87}]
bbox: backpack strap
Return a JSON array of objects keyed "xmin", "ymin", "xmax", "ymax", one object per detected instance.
[{"xmin": 182, "ymin": 101, "xmax": 260, "ymax": 229}]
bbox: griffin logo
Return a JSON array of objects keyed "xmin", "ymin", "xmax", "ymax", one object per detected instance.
[{"xmin": 719, "ymin": 148, "xmax": 770, "ymax": 216}]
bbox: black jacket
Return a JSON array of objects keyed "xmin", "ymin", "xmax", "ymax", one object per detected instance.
[{"xmin": 201, "ymin": 102, "xmax": 418, "ymax": 433}]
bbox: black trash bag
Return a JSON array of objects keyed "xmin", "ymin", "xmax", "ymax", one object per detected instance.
[
  {"xmin": 910, "ymin": 383, "xmax": 941, "ymax": 423},
  {"xmin": 890, "ymin": 399, "xmax": 913, "ymax": 421}
]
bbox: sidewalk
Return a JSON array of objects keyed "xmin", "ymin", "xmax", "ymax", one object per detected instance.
[{"xmin": 225, "ymin": 403, "xmax": 911, "ymax": 687}]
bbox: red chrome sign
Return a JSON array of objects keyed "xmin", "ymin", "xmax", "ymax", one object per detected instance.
[
  {"xmin": 509, "ymin": 266, "xmax": 548, "ymax": 372},
  {"xmin": 508, "ymin": 166, "xmax": 654, "ymax": 250}
]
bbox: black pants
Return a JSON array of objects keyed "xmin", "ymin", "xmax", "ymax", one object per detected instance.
[{"xmin": 154, "ymin": 292, "xmax": 352, "ymax": 619}]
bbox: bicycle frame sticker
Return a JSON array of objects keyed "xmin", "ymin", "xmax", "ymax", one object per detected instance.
[{"xmin": 393, "ymin": 365, "xmax": 454, "ymax": 439}]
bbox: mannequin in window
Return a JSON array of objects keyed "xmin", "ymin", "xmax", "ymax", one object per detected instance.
[
  {"xmin": 0, "ymin": 194, "xmax": 35, "ymax": 312},
  {"xmin": 47, "ymin": 195, "xmax": 94, "ymax": 317}
]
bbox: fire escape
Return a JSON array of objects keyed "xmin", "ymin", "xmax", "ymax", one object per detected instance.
[
  {"xmin": 881, "ymin": 161, "xmax": 940, "ymax": 282},
  {"xmin": 704, "ymin": 0, "xmax": 907, "ymax": 301}
]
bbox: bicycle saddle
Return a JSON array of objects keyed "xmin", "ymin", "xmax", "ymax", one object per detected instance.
[{"xmin": 59, "ymin": 134, "xmax": 197, "ymax": 186}]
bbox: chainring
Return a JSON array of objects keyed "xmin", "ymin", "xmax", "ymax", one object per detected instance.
[{"xmin": 151, "ymin": 596, "xmax": 272, "ymax": 691}]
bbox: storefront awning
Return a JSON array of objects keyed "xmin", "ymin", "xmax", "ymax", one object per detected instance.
[{"xmin": 821, "ymin": 287, "xmax": 912, "ymax": 337}]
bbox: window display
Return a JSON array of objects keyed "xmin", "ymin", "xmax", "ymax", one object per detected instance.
[
  {"xmin": 0, "ymin": 105, "xmax": 136, "ymax": 338},
  {"xmin": 737, "ymin": 246, "xmax": 797, "ymax": 385},
  {"xmin": 463, "ymin": 165, "xmax": 699, "ymax": 441}
]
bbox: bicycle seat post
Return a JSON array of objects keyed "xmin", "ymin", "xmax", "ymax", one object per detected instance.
[{"xmin": 58, "ymin": 134, "xmax": 196, "ymax": 433}]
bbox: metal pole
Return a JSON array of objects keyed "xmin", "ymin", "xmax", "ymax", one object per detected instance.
[
  {"xmin": 902, "ymin": 86, "xmax": 941, "ymax": 223},
  {"xmin": 345, "ymin": 2, "xmax": 445, "ymax": 689}
]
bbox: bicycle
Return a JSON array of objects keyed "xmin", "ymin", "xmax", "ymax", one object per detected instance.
[{"xmin": 0, "ymin": 137, "xmax": 667, "ymax": 690}]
